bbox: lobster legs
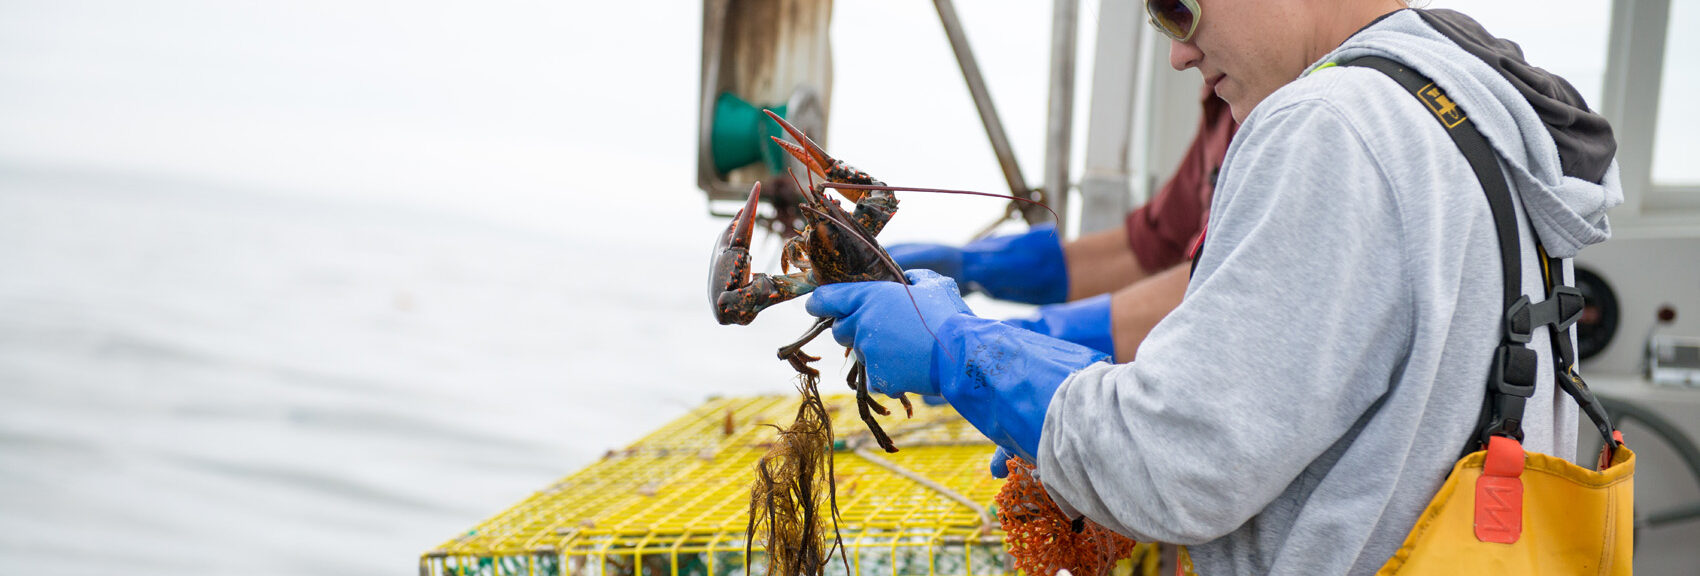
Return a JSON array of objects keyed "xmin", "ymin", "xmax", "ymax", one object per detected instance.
[{"xmin": 772, "ymin": 318, "xmax": 908, "ymax": 453}]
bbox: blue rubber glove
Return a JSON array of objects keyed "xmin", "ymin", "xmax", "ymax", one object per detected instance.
[
  {"xmin": 882, "ymin": 244, "xmax": 966, "ymax": 290},
  {"xmin": 807, "ymin": 269, "xmax": 1110, "ymax": 462},
  {"xmin": 1002, "ymin": 293, "xmax": 1115, "ymax": 359},
  {"xmin": 804, "ymin": 269, "xmax": 972, "ymax": 399},
  {"xmin": 989, "ymin": 447, "xmax": 1012, "ymax": 479},
  {"xmin": 885, "ymin": 223, "xmax": 1069, "ymax": 305},
  {"xmin": 935, "ymin": 314, "xmax": 1110, "ymax": 463}
]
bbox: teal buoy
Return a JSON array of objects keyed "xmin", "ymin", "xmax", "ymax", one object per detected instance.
[{"xmin": 711, "ymin": 92, "xmax": 789, "ymax": 175}]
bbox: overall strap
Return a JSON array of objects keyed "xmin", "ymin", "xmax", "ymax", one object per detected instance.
[
  {"xmin": 1538, "ymin": 248, "xmax": 1622, "ymax": 464},
  {"xmin": 1340, "ymin": 57, "xmax": 1618, "ymax": 459}
]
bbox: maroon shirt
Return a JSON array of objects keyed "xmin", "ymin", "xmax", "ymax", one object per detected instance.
[{"xmin": 1124, "ymin": 89, "xmax": 1238, "ymax": 273}]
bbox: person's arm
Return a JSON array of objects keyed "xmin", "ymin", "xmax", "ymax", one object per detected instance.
[
  {"xmin": 1037, "ymin": 100, "xmax": 1408, "ymax": 544},
  {"xmin": 1063, "ymin": 226, "xmax": 1149, "ymax": 301},
  {"xmin": 1057, "ymin": 225, "xmax": 1193, "ymax": 362},
  {"xmin": 1108, "ymin": 263, "xmax": 1189, "ymax": 362}
]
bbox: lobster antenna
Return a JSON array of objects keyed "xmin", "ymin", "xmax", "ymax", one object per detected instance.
[
  {"xmin": 786, "ymin": 168, "xmax": 831, "ymax": 217},
  {"xmin": 822, "ymin": 183, "xmax": 1062, "ymax": 227}
]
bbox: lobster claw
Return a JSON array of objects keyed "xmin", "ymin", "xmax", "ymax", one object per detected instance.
[
  {"xmin": 764, "ymin": 109, "xmax": 834, "ymax": 179},
  {"xmin": 708, "ymin": 183, "xmax": 818, "ymax": 326},
  {"xmin": 719, "ymin": 182, "xmax": 762, "ymax": 266},
  {"xmin": 709, "ymin": 182, "xmax": 763, "ymax": 319},
  {"xmin": 761, "ymin": 108, "xmax": 884, "ymax": 209}
]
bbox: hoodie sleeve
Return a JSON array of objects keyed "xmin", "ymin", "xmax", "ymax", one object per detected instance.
[{"xmin": 1036, "ymin": 97, "xmax": 1417, "ymax": 544}]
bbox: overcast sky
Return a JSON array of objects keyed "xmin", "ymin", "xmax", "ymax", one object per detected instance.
[{"xmin": 0, "ymin": 0, "xmax": 1690, "ymax": 243}]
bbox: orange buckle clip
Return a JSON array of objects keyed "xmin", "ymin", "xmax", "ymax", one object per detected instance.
[
  {"xmin": 1473, "ymin": 435, "xmax": 1525, "ymax": 543},
  {"xmin": 1597, "ymin": 429, "xmax": 1626, "ymax": 470}
]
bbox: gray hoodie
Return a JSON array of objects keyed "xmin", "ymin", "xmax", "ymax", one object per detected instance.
[{"xmin": 1035, "ymin": 9, "xmax": 1621, "ymax": 575}]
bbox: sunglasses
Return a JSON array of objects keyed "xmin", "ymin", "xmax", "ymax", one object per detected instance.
[{"xmin": 1146, "ymin": 0, "xmax": 1201, "ymax": 42}]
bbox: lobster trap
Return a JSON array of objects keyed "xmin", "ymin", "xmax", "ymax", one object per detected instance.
[{"xmin": 420, "ymin": 394, "xmax": 1158, "ymax": 576}]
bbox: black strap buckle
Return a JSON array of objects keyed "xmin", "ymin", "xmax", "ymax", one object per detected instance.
[
  {"xmin": 1480, "ymin": 344, "xmax": 1538, "ymax": 444},
  {"xmin": 1504, "ymin": 286, "xmax": 1586, "ymax": 344}
]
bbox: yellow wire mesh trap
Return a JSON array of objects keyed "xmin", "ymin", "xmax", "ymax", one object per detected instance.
[{"xmin": 420, "ymin": 394, "xmax": 1157, "ymax": 576}]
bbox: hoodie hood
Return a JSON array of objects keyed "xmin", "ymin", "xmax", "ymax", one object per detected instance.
[
  {"xmin": 1416, "ymin": 10, "xmax": 1617, "ymax": 184},
  {"xmin": 1313, "ymin": 9, "xmax": 1621, "ymax": 258}
]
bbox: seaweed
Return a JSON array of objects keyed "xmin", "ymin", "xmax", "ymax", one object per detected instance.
[{"xmin": 745, "ymin": 375, "xmax": 848, "ymax": 576}]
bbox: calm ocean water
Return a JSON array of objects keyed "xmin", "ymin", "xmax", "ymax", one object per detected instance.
[{"xmin": 0, "ymin": 165, "xmax": 860, "ymax": 575}]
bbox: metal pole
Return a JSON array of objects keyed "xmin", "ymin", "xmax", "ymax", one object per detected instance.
[
  {"xmin": 1044, "ymin": 0, "xmax": 1080, "ymax": 233},
  {"xmin": 931, "ymin": 0, "xmax": 1044, "ymax": 224},
  {"xmin": 1078, "ymin": 0, "xmax": 1140, "ymax": 234},
  {"xmin": 1600, "ymin": 0, "xmax": 1670, "ymax": 215}
]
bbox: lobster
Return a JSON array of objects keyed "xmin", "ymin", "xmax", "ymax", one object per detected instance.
[
  {"xmin": 709, "ymin": 110, "xmax": 913, "ymax": 453},
  {"xmin": 713, "ymin": 111, "xmax": 1065, "ymax": 576}
]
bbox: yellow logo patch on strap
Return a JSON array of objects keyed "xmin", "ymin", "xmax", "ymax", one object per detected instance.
[{"xmin": 1418, "ymin": 83, "xmax": 1467, "ymax": 128}]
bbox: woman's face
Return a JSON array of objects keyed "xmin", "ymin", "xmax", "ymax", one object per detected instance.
[{"xmin": 1166, "ymin": 0, "xmax": 1388, "ymax": 122}]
